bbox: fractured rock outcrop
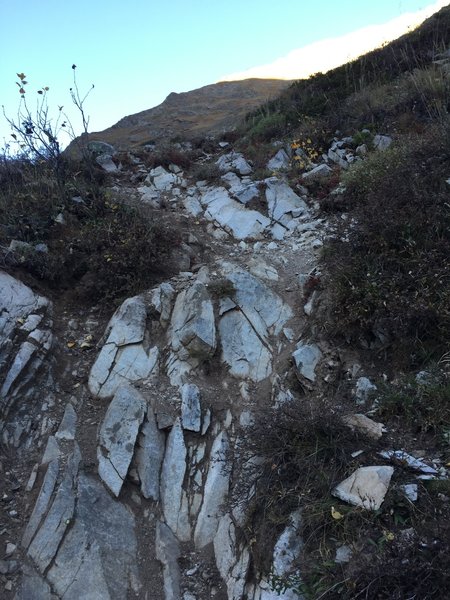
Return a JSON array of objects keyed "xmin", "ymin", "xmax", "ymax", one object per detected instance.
[
  {"xmin": 218, "ymin": 262, "xmax": 292, "ymax": 382},
  {"xmin": 97, "ymin": 385, "xmax": 147, "ymax": 497},
  {"xmin": 166, "ymin": 282, "xmax": 216, "ymax": 386},
  {"xmin": 135, "ymin": 409, "xmax": 165, "ymax": 500},
  {"xmin": 0, "ymin": 271, "xmax": 53, "ymax": 420},
  {"xmin": 194, "ymin": 430, "xmax": 230, "ymax": 548},
  {"xmin": 89, "ymin": 296, "xmax": 159, "ymax": 398},
  {"xmin": 160, "ymin": 419, "xmax": 189, "ymax": 540},
  {"xmin": 200, "ymin": 186, "xmax": 270, "ymax": 240}
]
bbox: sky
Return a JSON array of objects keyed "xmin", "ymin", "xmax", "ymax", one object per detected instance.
[{"xmin": 0, "ymin": 0, "xmax": 447, "ymax": 147}]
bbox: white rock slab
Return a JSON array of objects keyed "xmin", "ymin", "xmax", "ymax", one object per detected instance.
[
  {"xmin": 156, "ymin": 521, "xmax": 181, "ymax": 600},
  {"xmin": 97, "ymin": 385, "xmax": 147, "ymax": 497},
  {"xmin": 90, "ymin": 343, "xmax": 159, "ymax": 399},
  {"xmin": 160, "ymin": 420, "xmax": 189, "ymax": 540},
  {"xmin": 220, "ymin": 262, "xmax": 292, "ymax": 335},
  {"xmin": 267, "ymin": 149, "xmax": 290, "ymax": 171},
  {"xmin": 0, "ymin": 272, "xmax": 52, "ymax": 409},
  {"xmin": 89, "ymin": 295, "xmax": 159, "ymax": 398},
  {"xmin": 342, "ymin": 414, "xmax": 384, "ymax": 440},
  {"xmin": 379, "ymin": 450, "xmax": 438, "ymax": 475},
  {"xmin": 135, "ymin": 411, "xmax": 165, "ymax": 500},
  {"xmin": 0, "ymin": 271, "xmax": 50, "ymax": 343},
  {"xmin": 219, "ymin": 311, "xmax": 272, "ymax": 382},
  {"xmin": 104, "ymin": 296, "xmax": 147, "ymax": 346},
  {"xmin": 55, "ymin": 404, "xmax": 77, "ymax": 441},
  {"xmin": 302, "ymin": 163, "xmax": 332, "ymax": 181},
  {"xmin": 265, "ymin": 179, "xmax": 309, "ymax": 226},
  {"xmin": 145, "ymin": 165, "xmax": 181, "ymax": 191},
  {"xmin": 221, "ymin": 172, "xmax": 260, "ymax": 205},
  {"xmin": 247, "ymin": 258, "xmax": 279, "ymax": 281},
  {"xmin": 170, "ymin": 282, "xmax": 216, "ymax": 357},
  {"xmin": 150, "ymin": 282, "xmax": 176, "ymax": 327},
  {"xmin": 332, "ymin": 466, "xmax": 394, "ymax": 510},
  {"xmin": 292, "ymin": 343, "xmax": 322, "ymax": 382},
  {"xmin": 201, "ymin": 187, "xmax": 270, "ymax": 240},
  {"xmin": 194, "ymin": 431, "xmax": 230, "ymax": 548},
  {"xmin": 181, "ymin": 384, "xmax": 202, "ymax": 432},
  {"xmin": 216, "ymin": 151, "xmax": 252, "ymax": 175},
  {"xmin": 214, "ymin": 514, "xmax": 250, "ymax": 600},
  {"xmin": 272, "ymin": 510, "xmax": 303, "ymax": 575}
]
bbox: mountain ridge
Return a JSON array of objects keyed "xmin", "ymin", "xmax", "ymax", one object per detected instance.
[{"xmin": 85, "ymin": 78, "xmax": 292, "ymax": 148}]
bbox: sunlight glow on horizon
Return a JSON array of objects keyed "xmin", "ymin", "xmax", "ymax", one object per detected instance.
[{"xmin": 219, "ymin": 0, "xmax": 448, "ymax": 82}]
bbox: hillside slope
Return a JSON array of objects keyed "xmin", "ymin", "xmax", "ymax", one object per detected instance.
[
  {"xmin": 1, "ymin": 6, "xmax": 450, "ymax": 600},
  {"xmin": 84, "ymin": 78, "xmax": 292, "ymax": 148}
]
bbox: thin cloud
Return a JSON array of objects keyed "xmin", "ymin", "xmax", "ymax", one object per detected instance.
[{"xmin": 219, "ymin": 1, "xmax": 448, "ymax": 81}]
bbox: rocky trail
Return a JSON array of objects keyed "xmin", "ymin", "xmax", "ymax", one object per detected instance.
[{"xmin": 1, "ymin": 138, "xmax": 447, "ymax": 600}]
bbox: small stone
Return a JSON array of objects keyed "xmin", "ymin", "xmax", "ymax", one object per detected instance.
[
  {"xmin": 401, "ymin": 484, "xmax": 418, "ymax": 502},
  {"xmin": 0, "ymin": 560, "xmax": 18, "ymax": 575},
  {"xmin": 5, "ymin": 543, "xmax": 16, "ymax": 556},
  {"xmin": 379, "ymin": 450, "xmax": 438, "ymax": 475},
  {"xmin": 342, "ymin": 414, "xmax": 384, "ymax": 440},
  {"xmin": 283, "ymin": 328, "xmax": 294, "ymax": 342},
  {"xmin": 25, "ymin": 463, "xmax": 39, "ymax": 492},
  {"xmin": 5, "ymin": 581, "xmax": 13, "ymax": 591},
  {"xmin": 373, "ymin": 135, "xmax": 392, "ymax": 151},
  {"xmin": 131, "ymin": 491, "xmax": 142, "ymax": 505},
  {"xmin": 355, "ymin": 377, "xmax": 377, "ymax": 404},
  {"xmin": 335, "ymin": 545, "xmax": 353, "ymax": 564},
  {"xmin": 302, "ymin": 163, "xmax": 332, "ymax": 181},
  {"xmin": 55, "ymin": 403, "xmax": 77, "ymax": 441},
  {"xmin": 293, "ymin": 343, "xmax": 322, "ymax": 382}
]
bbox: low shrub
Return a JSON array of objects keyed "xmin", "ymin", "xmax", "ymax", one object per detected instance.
[
  {"xmin": 323, "ymin": 124, "xmax": 450, "ymax": 364},
  {"xmin": 190, "ymin": 161, "xmax": 222, "ymax": 183},
  {"xmin": 230, "ymin": 399, "xmax": 364, "ymax": 573},
  {"xmin": 375, "ymin": 369, "xmax": 450, "ymax": 442},
  {"xmin": 144, "ymin": 144, "xmax": 192, "ymax": 170},
  {"xmin": 0, "ymin": 155, "xmax": 177, "ymax": 305},
  {"xmin": 245, "ymin": 112, "xmax": 287, "ymax": 142}
]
